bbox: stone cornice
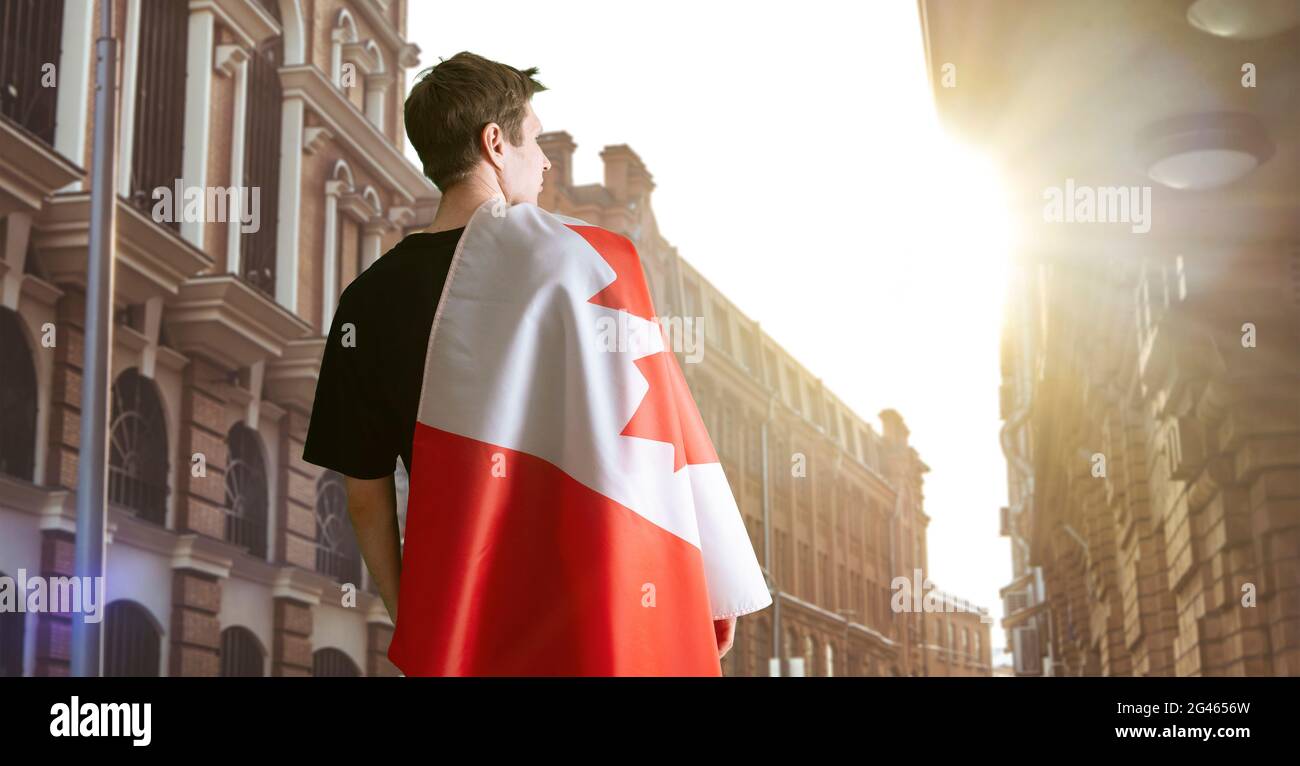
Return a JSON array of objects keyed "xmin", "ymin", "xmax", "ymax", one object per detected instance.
[
  {"xmin": 277, "ymin": 65, "xmax": 435, "ymax": 207},
  {"xmin": 189, "ymin": 0, "xmax": 280, "ymax": 49},
  {"xmin": 351, "ymin": 0, "xmax": 417, "ymax": 66},
  {"xmin": 0, "ymin": 117, "xmax": 84, "ymax": 212}
]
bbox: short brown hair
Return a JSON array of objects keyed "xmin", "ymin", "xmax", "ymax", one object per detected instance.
[{"xmin": 404, "ymin": 51, "xmax": 547, "ymax": 192}]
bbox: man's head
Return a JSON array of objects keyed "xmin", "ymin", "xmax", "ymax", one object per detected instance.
[{"xmin": 405, "ymin": 51, "xmax": 551, "ymax": 204}]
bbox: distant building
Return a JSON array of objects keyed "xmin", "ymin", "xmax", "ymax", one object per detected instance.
[{"xmin": 539, "ymin": 133, "xmax": 991, "ymax": 676}]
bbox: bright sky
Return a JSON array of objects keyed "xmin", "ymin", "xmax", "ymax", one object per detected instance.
[{"xmin": 405, "ymin": 0, "xmax": 1016, "ymax": 664}]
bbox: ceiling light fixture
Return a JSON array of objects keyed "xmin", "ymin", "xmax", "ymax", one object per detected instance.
[
  {"xmin": 1186, "ymin": 0, "xmax": 1300, "ymax": 40},
  {"xmin": 1137, "ymin": 112, "xmax": 1274, "ymax": 190}
]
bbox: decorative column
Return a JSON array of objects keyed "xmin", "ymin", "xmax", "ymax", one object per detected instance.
[
  {"xmin": 364, "ymin": 72, "xmax": 392, "ymax": 132},
  {"xmin": 1, "ymin": 212, "xmax": 32, "ymax": 309},
  {"xmin": 215, "ymin": 44, "xmax": 251, "ymax": 275},
  {"xmin": 330, "ymin": 26, "xmax": 347, "ymax": 86},
  {"xmin": 275, "ymin": 95, "xmax": 305, "ymax": 312},
  {"xmin": 54, "ymin": 0, "xmax": 94, "ymax": 191},
  {"xmin": 180, "ymin": 6, "xmax": 216, "ymax": 249},
  {"xmin": 360, "ymin": 217, "xmax": 393, "ymax": 271},
  {"xmin": 321, "ymin": 179, "xmax": 348, "ymax": 328}
]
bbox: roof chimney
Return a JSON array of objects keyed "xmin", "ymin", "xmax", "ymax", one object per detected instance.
[
  {"xmin": 879, "ymin": 408, "xmax": 910, "ymax": 445},
  {"xmin": 600, "ymin": 144, "xmax": 655, "ymax": 203}
]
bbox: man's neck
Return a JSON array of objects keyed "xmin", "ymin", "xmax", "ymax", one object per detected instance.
[{"xmin": 424, "ymin": 176, "xmax": 503, "ymax": 234}]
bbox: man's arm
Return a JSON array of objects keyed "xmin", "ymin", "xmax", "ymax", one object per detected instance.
[{"xmin": 344, "ymin": 473, "xmax": 403, "ymax": 623}]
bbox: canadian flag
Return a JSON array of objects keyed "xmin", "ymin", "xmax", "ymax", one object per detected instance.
[{"xmin": 387, "ymin": 199, "xmax": 772, "ymax": 676}]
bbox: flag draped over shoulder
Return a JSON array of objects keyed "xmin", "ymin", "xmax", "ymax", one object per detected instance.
[{"xmin": 387, "ymin": 199, "xmax": 772, "ymax": 677}]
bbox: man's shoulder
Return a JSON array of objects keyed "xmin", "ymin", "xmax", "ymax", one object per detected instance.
[{"xmin": 341, "ymin": 233, "xmax": 457, "ymax": 309}]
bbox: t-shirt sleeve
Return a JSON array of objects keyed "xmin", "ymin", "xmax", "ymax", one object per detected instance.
[{"xmin": 302, "ymin": 288, "xmax": 397, "ymax": 480}]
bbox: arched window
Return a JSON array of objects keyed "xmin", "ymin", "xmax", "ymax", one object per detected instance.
[
  {"xmin": 219, "ymin": 626, "xmax": 265, "ymax": 677},
  {"xmin": 312, "ymin": 647, "xmax": 360, "ymax": 677},
  {"xmin": 127, "ymin": 0, "xmax": 188, "ymax": 222},
  {"xmin": 240, "ymin": 32, "xmax": 284, "ymax": 297},
  {"xmin": 361, "ymin": 42, "xmax": 387, "ymax": 131},
  {"xmin": 0, "ymin": 570, "xmax": 24, "ymax": 676},
  {"xmin": 322, "ymin": 160, "xmax": 356, "ymax": 328},
  {"xmin": 104, "ymin": 601, "xmax": 161, "ymax": 677},
  {"xmin": 224, "ymin": 423, "xmax": 268, "ymax": 559},
  {"xmin": 356, "ymin": 186, "xmax": 384, "ymax": 271},
  {"xmin": 108, "ymin": 368, "xmax": 169, "ymax": 525},
  {"xmin": 329, "ymin": 8, "xmax": 359, "ymax": 87},
  {"xmin": 0, "ymin": 308, "xmax": 37, "ymax": 481},
  {"xmin": 316, "ymin": 470, "xmax": 361, "ymax": 584}
]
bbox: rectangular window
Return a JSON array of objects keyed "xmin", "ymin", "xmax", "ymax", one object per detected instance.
[
  {"xmin": 0, "ymin": 0, "xmax": 64, "ymax": 144},
  {"xmin": 738, "ymin": 326, "xmax": 757, "ymax": 372},
  {"xmin": 799, "ymin": 541, "xmax": 812, "ymax": 600},
  {"xmin": 807, "ymin": 381, "xmax": 824, "ymax": 426},
  {"xmin": 818, "ymin": 552, "xmax": 829, "ymax": 605},
  {"xmin": 240, "ymin": 37, "xmax": 284, "ymax": 296},
  {"xmin": 746, "ymin": 417, "xmax": 762, "ymax": 476},
  {"xmin": 683, "ymin": 280, "xmax": 702, "ymax": 321},
  {"xmin": 129, "ymin": 0, "xmax": 189, "ymax": 225},
  {"xmin": 720, "ymin": 407, "xmax": 734, "ymax": 460},
  {"xmin": 710, "ymin": 298, "xmax": 732, "ymax": 356}
]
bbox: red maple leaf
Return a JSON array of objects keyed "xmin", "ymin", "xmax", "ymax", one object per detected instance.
[
  {"xmin": 620, "ymin": 351, "xmax": 718, "ymax": 471},
  {"xmin": 568, "ymin": 225, "xmax": 656, "ymax": 321},
  {"xmin": 568, "ymin": 224, "xmax": 717, "ymax": 472}
]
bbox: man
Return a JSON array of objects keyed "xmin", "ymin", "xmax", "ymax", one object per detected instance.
[{"xmin": 303, "ymin": 52, "xmax": 766, "ymax": 675}]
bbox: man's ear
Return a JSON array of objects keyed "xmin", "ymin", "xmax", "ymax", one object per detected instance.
[{"xmin": 481, "ymin": 122, "xmax": 506, "ymax": 171}]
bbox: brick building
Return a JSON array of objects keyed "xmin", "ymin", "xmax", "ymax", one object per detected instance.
[
  {"xmin": 921, "ymin": 0, "xmax": 1300, "ymax": 675},
  {"xmin": 0, "ymin": 0, "xmax": 432, "ymax": 677}
]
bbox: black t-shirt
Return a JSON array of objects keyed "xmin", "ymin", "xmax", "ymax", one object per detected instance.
[{"xmin": 302, "ymin": 227, "xmax": 465, "ymax": 480}]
